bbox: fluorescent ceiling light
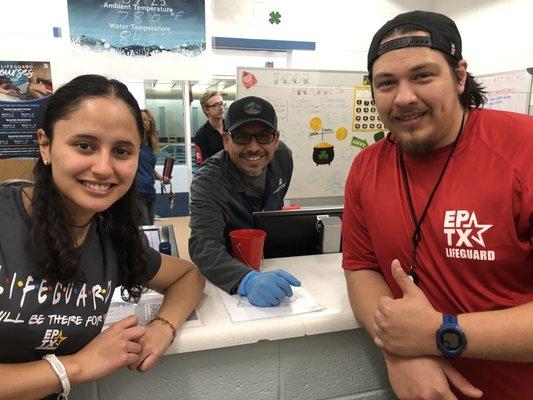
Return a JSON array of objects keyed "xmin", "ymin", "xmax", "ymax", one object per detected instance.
[
  {"xmin": 153, "ymin": 81, "xmax": 174, "ymax": 91},
  {"xmin": 192, "ymin": 82, "xmax": 216, "ymax": 96},
  {"xmin": 191, "ymin": 82, "xmax": 208, "ymax": 92},
  {"xmin": 222, "ymin": 80, "xmax": 236, "ymax": 89},
  {"xmin": 207, "ymin": 80, "xmax": 223, "ymax": 91},
  {"xmin": 222, "ymin": 84, "xmax": 236, "ymax": 93}
]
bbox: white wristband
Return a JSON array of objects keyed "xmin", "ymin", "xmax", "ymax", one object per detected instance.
[{"xmin": 42, "ymin": 354, "xmax": 71, "ymax": 399}]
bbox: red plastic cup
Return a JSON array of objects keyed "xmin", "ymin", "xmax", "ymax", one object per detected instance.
[
  {"xmin": 229, "ymin": 229, "xmax": 266, "ymax": 270},
  {"xmin": 282, "ymin": 203, "xmax": 300, "ymax": 210}
]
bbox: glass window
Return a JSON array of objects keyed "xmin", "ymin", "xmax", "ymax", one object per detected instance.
[
  {"xmin": 143, "ymin": 78, "xmax": 237, "ymax": 169},
  {"xmin": 144, "ymin": 80, "xmax": 185, "ymax": 165}
]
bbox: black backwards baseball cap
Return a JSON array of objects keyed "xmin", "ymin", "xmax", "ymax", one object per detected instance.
[
  {"xmin": 367, "ymin": 10, "xmax": 463, "ymax": 72},
  {"xmin": 226, "ymin": 96, "xmax": 277, "ymax": 132}
]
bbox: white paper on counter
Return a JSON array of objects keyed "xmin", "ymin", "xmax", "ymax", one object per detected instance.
[
  {"xmin": 217, "ymin": 286, "xmax": 324, "ymax": 322},
  {"xmin": 143, "ymin": 228, "xmax": 161, "ymax": 251},
  {"xmin": 103, "ymin": 289, "xmax": 201, "ymax": 329}
]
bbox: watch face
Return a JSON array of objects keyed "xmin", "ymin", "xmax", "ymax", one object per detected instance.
[
  {"xmin": 442, "ymin": 331, "xmax": 460, "ymax": 350},
  {"xmin": 437, "ymin": 316, "xmax": 467, "ymax": 358}
]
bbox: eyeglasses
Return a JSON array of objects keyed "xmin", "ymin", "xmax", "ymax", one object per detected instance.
[
  {"xmin": 230, "ymin": 131, "xmax": 275, "ymax": 145},
  {"xmin": 205, "ymin": 101, "xmax": 225, "ymax": 109}
]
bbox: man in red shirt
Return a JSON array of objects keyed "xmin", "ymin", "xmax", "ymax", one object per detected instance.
[{"xmin": 342, "ymin": 10, "xmax": 533, "ymax": 400}]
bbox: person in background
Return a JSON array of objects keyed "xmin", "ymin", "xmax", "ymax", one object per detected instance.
[
  {"xmin": 194, "ymin": 91, "xmax": 225, "ymax": 165},
  {"xmin": 135, "ymin": 109, "xmax": 169, "ymax": 225},
  {"xmin": 189, "ymin": 96, "xmax": 300, "ymax": 307},
  {"xmin": 0, "ymin": 75, "xmax": 204, "ymax": 399},
  {"xmin": 342, "ymin": 10, "xmax": 532, "ymax": 400}
]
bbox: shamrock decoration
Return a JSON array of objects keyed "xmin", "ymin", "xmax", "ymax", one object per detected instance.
[
  {"xmin": 269, "ymin": 11, "xmax": 281, "ymax": 24},
  {"xmin": 318, "ymin": 150, "xmax": 329, "ymax": 161}
]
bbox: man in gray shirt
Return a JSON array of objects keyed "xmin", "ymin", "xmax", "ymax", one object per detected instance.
[{"xmin": 189, "ymin": 96, "xmax": 300, "ymax": 307}]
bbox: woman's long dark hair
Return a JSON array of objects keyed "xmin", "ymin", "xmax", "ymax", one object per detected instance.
[{"xmin": 31, "ymin": 74, "xmax": 150, "ymax": 301}]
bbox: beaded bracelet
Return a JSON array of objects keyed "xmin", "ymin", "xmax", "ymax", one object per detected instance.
[{"xmin": 150, "ymin": 316, "xmax": 177, "ymax": 343}]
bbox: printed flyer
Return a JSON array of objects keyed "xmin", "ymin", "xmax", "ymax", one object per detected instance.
[{"xmin": 0, "ymin": 61, "xmax": 53, "ymax": 158}]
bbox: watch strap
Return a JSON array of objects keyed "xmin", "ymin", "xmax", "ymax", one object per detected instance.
[{"xmin": 443, "ymin": 314, "xmax": 458, "ymax": 325}]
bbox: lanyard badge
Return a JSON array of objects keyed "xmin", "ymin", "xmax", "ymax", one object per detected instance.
[{"xmin": 398, "ymin": 111, "xmax": 466, "ymax": 286}]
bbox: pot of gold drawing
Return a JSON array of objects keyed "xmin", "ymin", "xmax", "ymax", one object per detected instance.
[
  {"xmin": 308, "ymin": 117, "xmax": 335, "ymax": 165},
  {"xmin": 313, "ymin": 141, "xmax": 335, "ymax": 165}
]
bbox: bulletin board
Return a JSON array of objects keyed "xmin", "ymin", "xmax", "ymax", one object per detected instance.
[
  {"xmin": 237, "ymin": 67, "xmax": 386, "ymax": 199},
  {"xmin": 476, "ymin": 69, "xmax": 533, "ymax": 115}
]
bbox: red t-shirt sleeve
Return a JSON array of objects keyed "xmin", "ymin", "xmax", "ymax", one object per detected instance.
[{"xmin": 342, "ymin": 153, "xmax": 380, "ymax": 272}]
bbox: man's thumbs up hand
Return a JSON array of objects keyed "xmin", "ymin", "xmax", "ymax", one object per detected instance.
[
  {"xmin": 373, "ymin": 259, "xmax": 442, "ymax": 357},
  {"xmin": 391, "ymin": 259, "xmax": 423, "ymax": 297}
]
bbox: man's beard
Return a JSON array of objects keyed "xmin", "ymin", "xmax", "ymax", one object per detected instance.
[
  {"xmin": 240, "ymin": 150, "xmax": 267, "ymax": 176},
  {"xmin": 398, "ymin": 134, "xmax": 438, "ymax": 155},
  {"xmin": 243, "ymin": 167, "xmax": 265, "ymax": 177}
]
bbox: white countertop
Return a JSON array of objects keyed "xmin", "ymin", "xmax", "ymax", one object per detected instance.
[{"xmin": 167, "ymin": 253, "xmax": 360, "ymax": 355}]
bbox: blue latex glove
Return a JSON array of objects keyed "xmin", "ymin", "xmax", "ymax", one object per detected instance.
[{"xmin": 237, "ymin": 269, "xmax": 301, "ymax": 307}]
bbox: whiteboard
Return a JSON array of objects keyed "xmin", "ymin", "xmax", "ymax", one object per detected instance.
[
  {"xmin": 476, "ymin": 69, "xmax": 533, "ymax": 115},
  {"xmin": 237, "ymin": 67, "xmax": 386, "ymax": 199}
]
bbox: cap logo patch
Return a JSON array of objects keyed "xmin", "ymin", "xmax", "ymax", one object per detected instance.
[
  {"xmin": 450, "ymin": 42, "xmax": 456, "ymax": 55},
  {"xmin": 243, "ymin": 101, "xmax": 263, "ymax": 115}
]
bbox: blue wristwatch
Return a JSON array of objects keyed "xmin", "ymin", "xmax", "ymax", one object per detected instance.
[{"xmin": 436, "ymin": 314, "xmax": 467, "ymax": 359}]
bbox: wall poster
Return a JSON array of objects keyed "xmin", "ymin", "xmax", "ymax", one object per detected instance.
[
  {"xmin": 67, "ymin": 0, "xmax": 206, "ymax": 57},
  {"xmin": 0, "ymin": 61, "xmax": 53, "ymax": 158}
]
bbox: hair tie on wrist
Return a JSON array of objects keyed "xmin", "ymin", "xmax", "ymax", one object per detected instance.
[
  {"xmin": 150, "ymin": 316, "xmax": 177, "ymax": 343},
  {"xmin": 42, "ymin": 353, "xmax": 70, "ymax": 399}
]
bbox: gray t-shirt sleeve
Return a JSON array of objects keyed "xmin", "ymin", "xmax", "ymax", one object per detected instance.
[
  {"xmin": 144, "ymin": 245, "xmax": 162, "ymax": 282},
  {"xmin": 116, "ymin": 243, "xmax": 162, "ymax": 286}
]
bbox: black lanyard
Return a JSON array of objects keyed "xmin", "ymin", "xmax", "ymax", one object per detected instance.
[{"xmin": 398, "ymin": 111, "xmax": 466, "ymax": 285}]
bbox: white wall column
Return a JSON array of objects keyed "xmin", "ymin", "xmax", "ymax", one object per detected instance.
[{"xmin": 182, "ymin": 81, "xmax": 193, "ymax": 186}]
